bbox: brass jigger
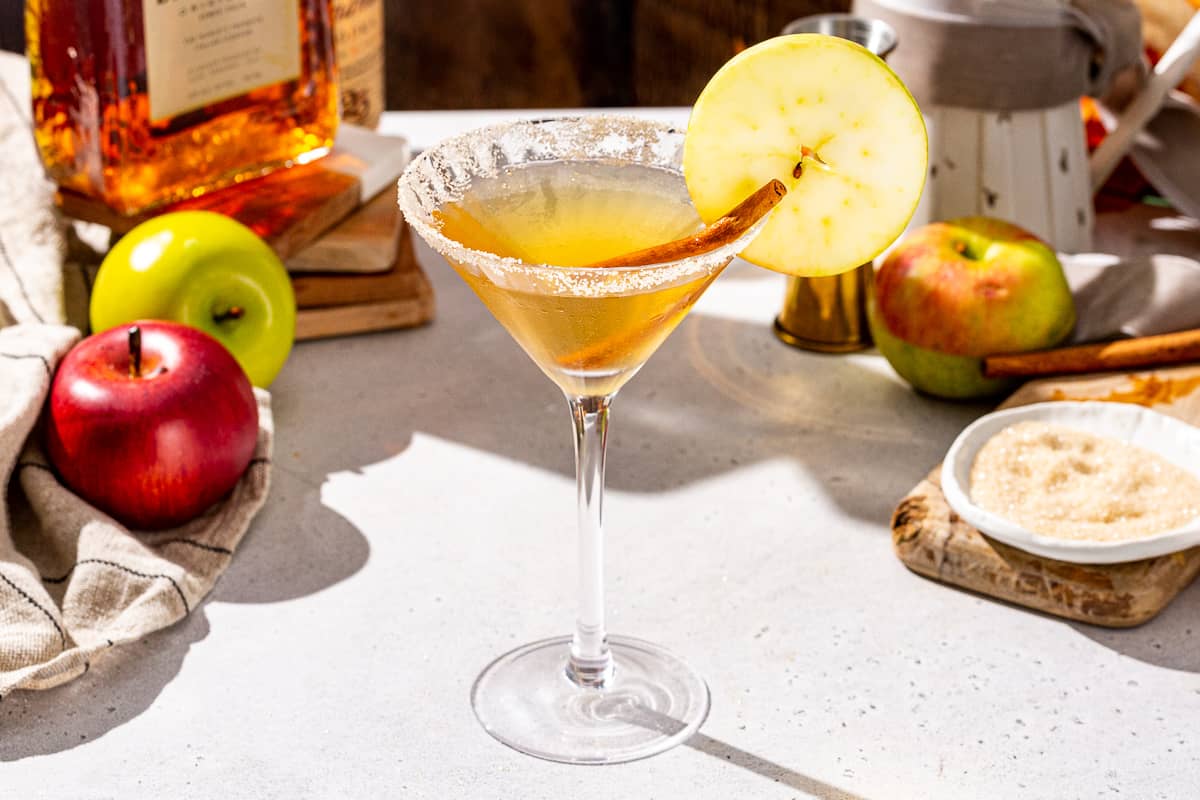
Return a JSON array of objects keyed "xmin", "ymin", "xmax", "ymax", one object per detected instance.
[{"xmin": 773, "ymin": 14, "xmax": 899, "ymax": 353}]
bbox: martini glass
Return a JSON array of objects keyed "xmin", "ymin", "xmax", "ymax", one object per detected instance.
[{"xmin": 398, "ymin": 116, "xmax": 772, "ymax": 764}]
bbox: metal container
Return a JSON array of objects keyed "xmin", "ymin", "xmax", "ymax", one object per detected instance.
[
  {"xmin": 782, "ymin": 13, "xmax": 898, "ymax": 56},
  {"xmin": 773, "ymin": 14, "xmax": 898, "ymax": 353},
  {"xmin": 774, "ymin": 265, "xmax": 875, "ymax": 353}
]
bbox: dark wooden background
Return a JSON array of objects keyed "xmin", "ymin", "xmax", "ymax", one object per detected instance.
[
  {"xmin": 383, "ymin": 0, "xmax": 847, "ymax": 108},
  {"xmin": 2, "ymin": 0, "xmax": 846, "ymax": 108}
]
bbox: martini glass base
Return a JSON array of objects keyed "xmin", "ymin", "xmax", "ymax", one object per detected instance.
[{"xmin": 471, "ymin": 634, "xmax": 710, "ymax": 764}]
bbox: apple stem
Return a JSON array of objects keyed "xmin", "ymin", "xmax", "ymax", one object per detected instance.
[
  {"xmin": 213, "ymin": 306, "xmax": 245, "ymax": 324},
  {"xmin": 128, "ymin": 325, "xmax": 142, "ymax": 378}
]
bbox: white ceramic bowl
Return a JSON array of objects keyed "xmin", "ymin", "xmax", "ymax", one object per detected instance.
[{"xmin": 941, "ymin": 401, "xmax": 1200, "ymax": 564}]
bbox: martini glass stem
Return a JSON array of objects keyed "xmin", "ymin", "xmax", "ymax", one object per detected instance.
[{"xmin": 567, "ymin": 393, "xmax": 615, "ymax": 688}]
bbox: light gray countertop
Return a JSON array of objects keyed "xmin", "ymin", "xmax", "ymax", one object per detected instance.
[{"xmin": 3, "ymin": 112, "xmax": 1199, "ymax": 799}]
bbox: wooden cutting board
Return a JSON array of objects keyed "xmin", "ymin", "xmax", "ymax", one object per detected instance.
[{"xmin": 892, "ymin": 365, "xmax": 1200, "ymax": 628}]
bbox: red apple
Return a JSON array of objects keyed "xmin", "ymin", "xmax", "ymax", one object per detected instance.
[
  {"xmin": 867, "ymin": 217, "xmax": 1076, "ymax": 399},
  {"xmin": 45, "ymin": 321, "xmax": 259, "ymax": 530}
]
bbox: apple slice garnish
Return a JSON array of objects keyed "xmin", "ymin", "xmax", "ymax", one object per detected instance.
[{"xmin": 682, "ymin": 33, "xmax": 928, "ymax": 277}]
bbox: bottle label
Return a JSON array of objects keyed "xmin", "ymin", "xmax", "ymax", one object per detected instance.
[
  {"xmin": 143, "ymin": 0, "xmax": 302, "ymax": 123},
  {"xmin": 333, "ymin": 0, "xmax": 384, "ymax": 127}
]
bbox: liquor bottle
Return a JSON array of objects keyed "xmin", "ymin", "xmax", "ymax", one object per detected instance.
[
  {"xmin": 26, "ymin": 0, "xmax": 340, "ymax": 216},
  {"xmin": 333, "ymin": 0, "xmax": 385, "ymax": 128}
]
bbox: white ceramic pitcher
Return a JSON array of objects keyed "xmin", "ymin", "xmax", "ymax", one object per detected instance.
[{"xmin": 854, "ymin": 0, "xmax": 1143, "ymax": 253}]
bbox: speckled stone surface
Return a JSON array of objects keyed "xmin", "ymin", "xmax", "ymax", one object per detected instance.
[{"xmin": 3, "ymin": 114, "xmax": 1200, "ymax": 799}]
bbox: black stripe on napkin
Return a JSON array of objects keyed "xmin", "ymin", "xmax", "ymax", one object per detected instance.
[
  {"xmin": 157, "ymin": 538, "xmax": 234, "ymax": 556},
  {"xmin": 41, "ymin": 559, "xmax": 190, "ymax": 614},
  {"xmin": 0, "ymin": 570, "xmax": 66, "ymax": 650},
  {"xmin": 0, "ymin": 234, "xmax": 46, "ymax": 324},
  {"xmin": 0, "ymin": 351, "xmax": 51, "ymax": 375}
]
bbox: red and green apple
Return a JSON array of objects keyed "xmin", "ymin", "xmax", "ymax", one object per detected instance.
[{"xmin": 868, "ymin": 216, "xmax": 1076, "ymax": 399}]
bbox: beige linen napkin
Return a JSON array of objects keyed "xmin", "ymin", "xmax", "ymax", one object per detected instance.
[
  {"xmin": 0, "ymin": 52, "xmax": 95, "ymax": 330},
  {"xmin": 0, "ymin": 325, "xmax": 273, "ymax": 695},
  {"xmin": 0, "ymin": 51, "xmax": 274, "ymax": 696},
  {"xmin": 1064, "ymin": 252, "xmax": 1200, "ymax": 342}
]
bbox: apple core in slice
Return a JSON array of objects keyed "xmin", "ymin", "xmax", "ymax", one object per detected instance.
[{"xmin": 683, "ymin": 33, "xmax": 928, "ymax": 277}]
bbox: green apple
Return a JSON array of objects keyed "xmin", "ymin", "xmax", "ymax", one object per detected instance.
[
  {"xmin": 90, "ymin": 211, "xmax": 296, "ymax": 387},
  {"xmin": 683, "ymin": 33, "xmax": 928, "ymax": 277},
  {"xmin": 869, "ymin": 216, "xmax": 1076, "ymax": 399}
]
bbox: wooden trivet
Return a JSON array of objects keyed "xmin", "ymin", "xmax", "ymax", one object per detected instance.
[
  {"xmin": 56, "ymin": 125, "xmax": 410, "ymax": 262},
  {"xmin": 892, "ymin": 365, "xmax": 1200, "ymax": 627},
  {"xmin": 286, "ymin": 187, "xmax": 402, "ymax": 274},
  {"xmin": 292, "ymin": 225, "xmax": 434, "ymax": 341},
  {"xmin": 57, "ymin": 164, "xmax": 361, "ymax": 260}
]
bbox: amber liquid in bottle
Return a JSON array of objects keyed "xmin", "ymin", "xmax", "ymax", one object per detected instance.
[{"xmin": 26, "ymin": 0, "xmax": 340, "ymax": 215}]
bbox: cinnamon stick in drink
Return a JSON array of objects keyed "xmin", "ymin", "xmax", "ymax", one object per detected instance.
[
  {"xmin": 983, "ymin": 328, "xmax": 1200, "ymax": 378},
  {"xmin": 555, "ymin": 179, "xmax": 785, "ymax": 370},
  {"xmin": 585, "ymin": 179, "xmax": 787, "ymax": 268}
]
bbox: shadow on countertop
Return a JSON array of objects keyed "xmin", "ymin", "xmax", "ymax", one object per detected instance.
[
  {"xmin": 1070, "ymin": 578, "xmax": 1200, "ymax": 674},
  {"xmin": 0, "ymin": 610, "xmax": 209, "ymax": 761},
  {"xmin": 212, "ymin": 409, "xmax": 372, "ymax": 604},
  {"xmin": 0, "ymin": 381, "xmax": 374, "ymax": 758},
  {"xmin": 621, "ymin": 703, "xmax": 866, "ymax": 800}
]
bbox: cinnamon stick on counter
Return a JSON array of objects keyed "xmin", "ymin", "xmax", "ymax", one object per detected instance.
[
  {"xmin": 585, "ymin": 179, "xmax": 787, "ymax": 268},
  {"xmin": 983, "ymin": 328, "xmax": 1200, "ymax": 378}
]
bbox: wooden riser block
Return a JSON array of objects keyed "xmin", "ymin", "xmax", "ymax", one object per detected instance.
[
  {"xmin": 292, "ymin": 226, "xmax": 424, "ymax": 309},
  {"xmin": 295, "ymin": 297, "xmax": 433, "ymax": 341},
  {"xmin": 892, "ymin": 365, "xmax": 1200, "ymax": 628},
  {"xmin": 293, "ymin": 226, "xmax": 435, "ymax": 340},
  {"xmin": 287, "ymin": 188, "xmax": 403, "ymax": 274}
]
